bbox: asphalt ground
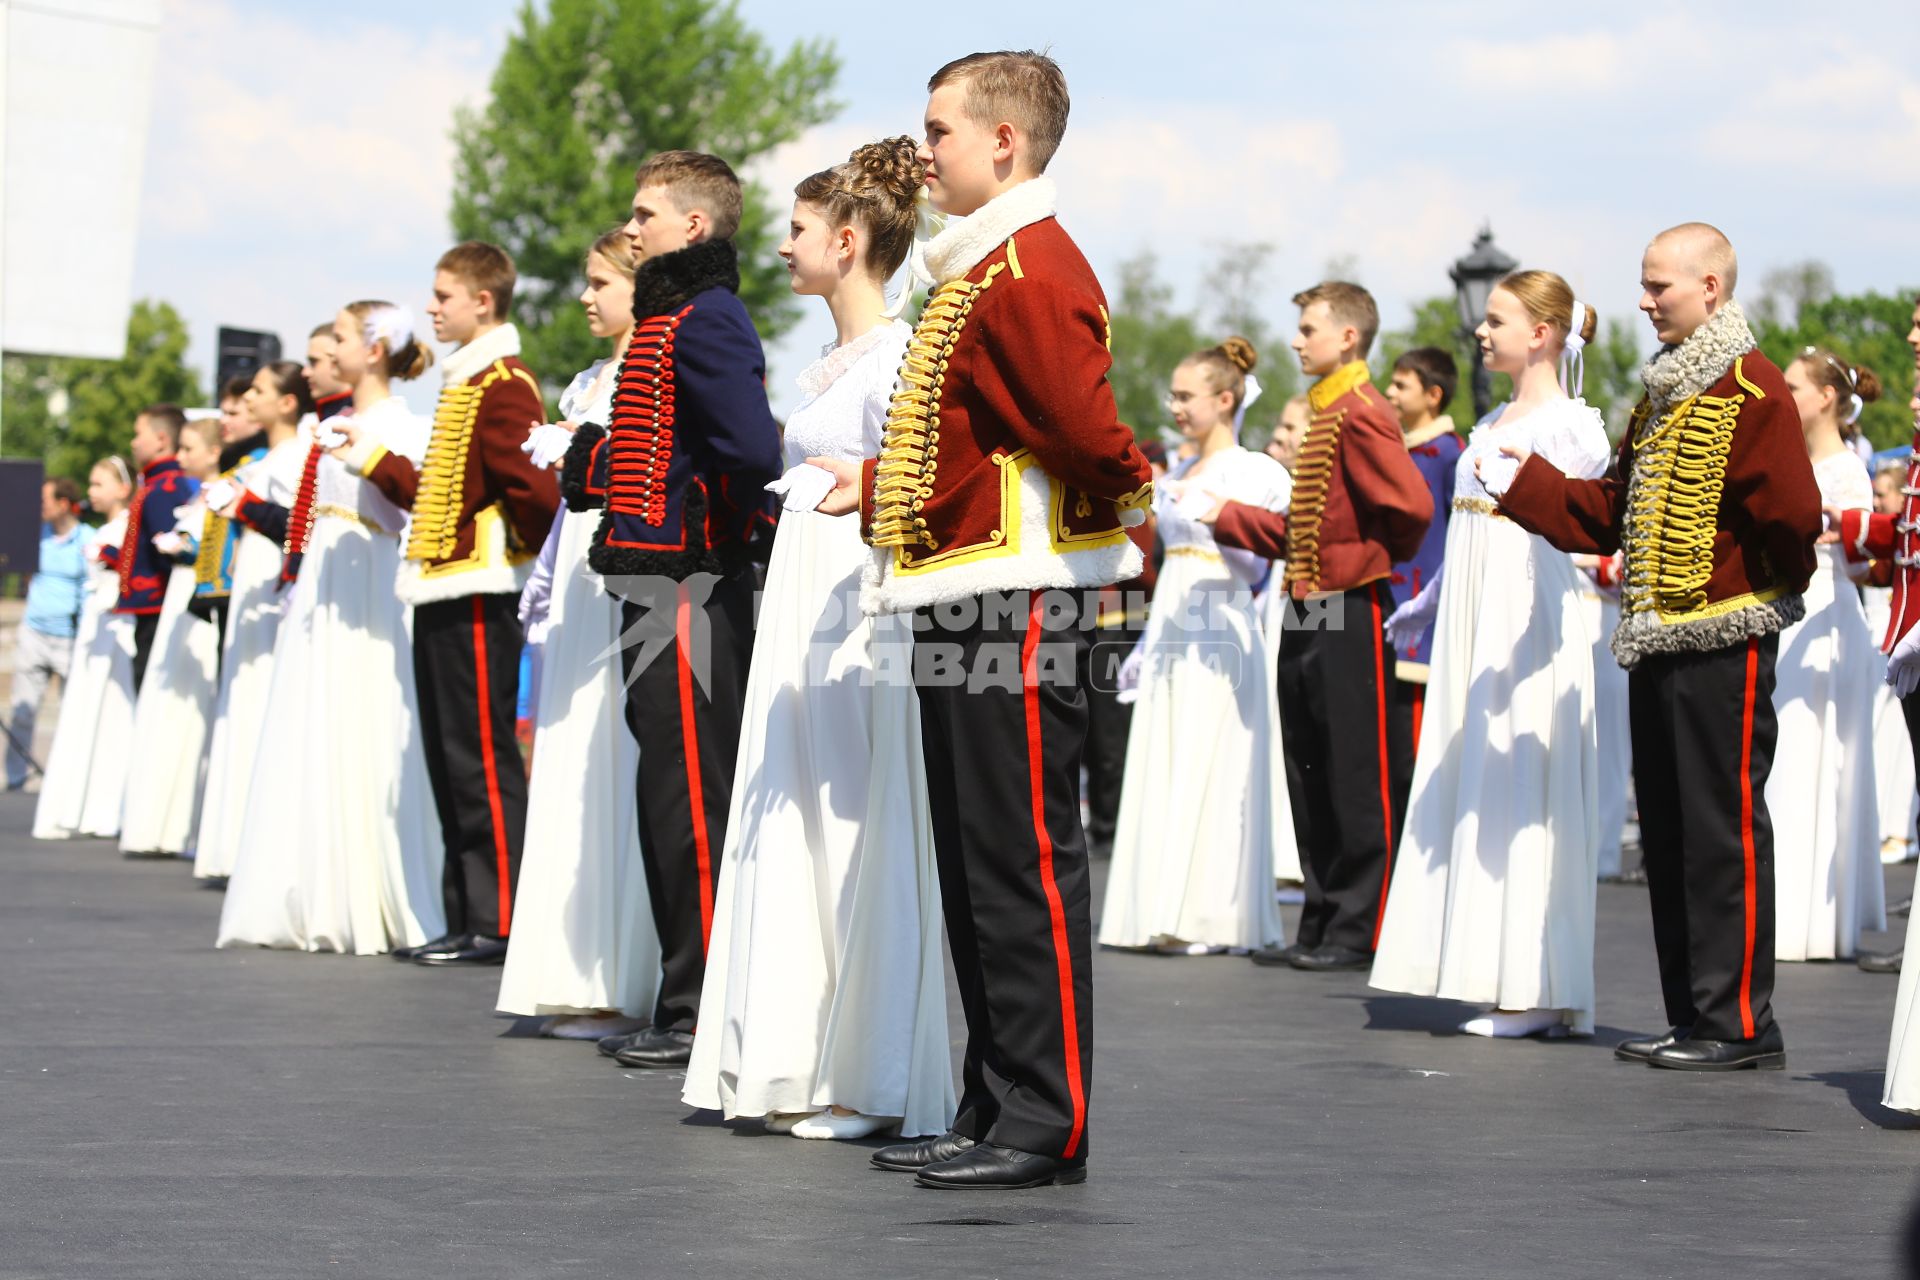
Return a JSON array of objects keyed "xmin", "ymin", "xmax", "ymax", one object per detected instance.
[{"xmin": 3, "ymin": 789, "xmax": 1917, "ymax": 1280}]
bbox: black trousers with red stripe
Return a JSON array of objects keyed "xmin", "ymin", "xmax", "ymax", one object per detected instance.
[
  {"xmin": 1629, "ymin": 636, "xmax": 1779, "ymax": 1043},
  {"xmin": 914, "ymin": 591, "xmax": 1094, "ymax": 1161},
  {"xmin": 131, "ymin": 612, "xmax": 160, "ymax": 694},
  {"xmin": 413, "ymin": 594, "xmax": 529, "ymax": 941},
  {"xmin": 618, "ymin": 570, "xmax": 755, "ymax": 1034},
  {"xmin": 1902, "ymin": 691, "xmax": 1920, "ymax": 842},
  {"xmin": 1275, "ymin": 581, "xmax": 1415, "ymax": 953}
]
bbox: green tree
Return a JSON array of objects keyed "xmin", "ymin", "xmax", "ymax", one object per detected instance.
[
  {"xmin": 1, "ymin": 300, "xmax": 202, "ymax": 483},
  {"xmin": 1754, "ymin": 287, "xmax": 1919, "ymax": 452},
  {"xmin": 449, "ymin": 0, "xmax": 840, "ymax": 399}
]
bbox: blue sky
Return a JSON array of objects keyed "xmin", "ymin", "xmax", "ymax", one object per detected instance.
[{"xmin": 132, "ymin": 0, "xmax": 1920, "ymax": 418}]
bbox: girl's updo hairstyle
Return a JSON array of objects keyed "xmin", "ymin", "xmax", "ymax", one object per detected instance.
[
  {"xmin": 1181, "ymin": 336, "xmax": 1259, "ymax": 411},
  {"xmin": 1496, "ymin": 269, "xmax": 1597, "ymax": 347},
  {"xmin": 260, "ymin": 359, "xmax": 316, "ymax": 419},
  {"xmin": 344, "ymin": 299, "xmax": 433, "ymax": 382},
  {"xmin": 792, "ymin": 135, "xmax": 927, "ymax": 279},
  {"xmin": 1796, "ymin": 346, "xmax": 1883, "ymax": 428}
]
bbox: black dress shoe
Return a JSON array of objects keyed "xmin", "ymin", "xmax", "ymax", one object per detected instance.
[
  {"xmin": 597, "ymin": 1029, "xmax": 652, "ymax": 1058},
  {"xmin": 612, "ymin": 1027, "xmax": 694, "ymax": 1069},
  {"xmin": 413, "ymin": 935, "xmax": 507, "ymax": 966},
  {"xmin": 1859, "ymin": 949, "xmax": 1904, "ymax": 974},
  {"xmin": 393, "ymin": 933, "xmax": 464, "ymax": 961},
  {"xmin": 1647, "ymin": 1023, "xmax": 1785, "ymax": 1072},
  {"xmin": 915, "ymin": 1143, "xmax": 1086, "ymax": 1190},
  {"xmin": 1249, "ymin": 942, "xmax": 1309, "ymax": 968},
  {"xmin": 871, "ymin": 1131, "xmax": 977, "ymax": 1172},
  {"xmin": 1613, "ymin": 1025, "xmax": 1691, "ymax": 1063},
  {"xmin": 1289, "ymin": 944, "xmax": 1372, "ymax": 972}
]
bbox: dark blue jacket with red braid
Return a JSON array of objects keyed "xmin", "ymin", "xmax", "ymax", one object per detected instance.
[
  {"xmin": 577, "ymin": 238, "xmax": 781, "ymax": 581},
  {"xmin": 110, "ymin": 457, "xmax": 197, "ymax": 615}
]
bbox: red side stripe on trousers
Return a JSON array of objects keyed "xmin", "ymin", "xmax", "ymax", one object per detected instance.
[
  {"xmin": 1369, "ymin": 591, "xmax": 1395, "ymax": 949},
  {"xmin": 675, "ymin": 584, "xmax": 716, "ymax": 950},
  {"xmin": 1736, "ymin": 636, "xmax": 1760, "ymax": 1039},
  {"xmin": 471, "ymin": 597, "xmax": 513, "ymax": 936},
  {"xmin": 1021, "ymin": 596, "xmax": 1086, "ymax": 1160}
]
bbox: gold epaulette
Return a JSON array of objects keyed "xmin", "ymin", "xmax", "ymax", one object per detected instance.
[
  {"xmin": 1284, "ymin": 406, "xmax": 1343, "ymax": 591},
  {"xmin": 1621, "ymin": 386, "xmax": 1743, "ymax": 618},
  {"xmin": 869, "ymin": 265, "xmax": 1004, "ymax": 550},
  {"xmin": 406, "ymin": 377, "xmax": 486, "ymax": 562}
]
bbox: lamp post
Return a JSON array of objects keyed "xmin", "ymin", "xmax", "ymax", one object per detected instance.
[{"xmin": 1450, "ymin": 226, "xmax": 1518, "ymax": 420}]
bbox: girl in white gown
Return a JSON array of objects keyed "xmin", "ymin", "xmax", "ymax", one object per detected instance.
[
  {"xmin": 1370, "ymin": 271, "xmax": 1609, "ymax": 1039},
  {"xmin": 496, "ymin": 229, "xmax": 660, "ymax": 1037},
  {"xmin": 32, "ymin": 459, "xmax": 136, "ymax": 840},
  {"xmin": 218, "ymin": 302, "xmax": 445, "ymax": 955},
  {"xmin": 1101, "ymin": 338, "xmax": 1292, "ymax": 955},
  {"xmin": 684, "ymin": 139, "xmax": 953, "ymax": 1141},
  {"xmin": 1768, "ymin": 349, "xmax": 1885, "ymax": 960},
  {"xmin": 119, "ymin": 418, "xmax": 220, "ymax": 857},
  {"xmin": 194, "ymin": 362, "xmax": 314, "ymax": 881}
]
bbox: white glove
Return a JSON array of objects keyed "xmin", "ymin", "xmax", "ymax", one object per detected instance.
[
  {"xmin": 1114, "ymin": 640, "xmax": 1147, "ymax": 706},
  {"xmin": 1890, "ymin": 624, "xmax": 1920, "ymax": 698},
  {"xmin": 765, "ymin": 462, "xmax": 839, "ymax": 514},
  {"xmin": 1383, "ymin": 570, "xmax": 1443, "ymax": 658},
  {"xmin": 522, "ymin": 422, "xmax": 574, "ymax": 471},
  {"xmin": 312, "ymin": 421, "xmax": 348, "ymax": 450},
  {"xmin": 1478, "ymin": 453, "xmax": 1520, "ymax": 499},
  {"xmin": 151, "ymin": 531, "xmax": 188, "ymax": 557},
  {"xmin": 202, "ymin": 479, "xmax": 238, "ymax": 515},
  {"xmin": 1174, "ymin": 483, "xmax": 1222, "ymax": 522}
]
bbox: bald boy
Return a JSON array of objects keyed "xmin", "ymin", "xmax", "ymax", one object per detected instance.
[{"xmin": 1488, "ymin": 222, "xmax": 1821, "ymax": 1072}]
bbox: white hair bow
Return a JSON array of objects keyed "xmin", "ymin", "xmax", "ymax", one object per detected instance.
[{"xmin": 1560, "ymin": 298, "xmax": 1588, "ymax": 399}]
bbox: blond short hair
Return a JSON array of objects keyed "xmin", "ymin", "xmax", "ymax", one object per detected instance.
[
  {"xmin": 1292, "ymin": 282, "xmax": 1380, "ymax": 358},
  {"xmin": 634, "ymin": 150, "xmax": 744, "ymax": 241},
  {"xmin": 928, "ymin": 50, "xmax": 1071, "ymax": 173}
]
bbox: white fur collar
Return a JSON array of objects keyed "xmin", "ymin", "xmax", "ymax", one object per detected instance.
[
  {"xmin": 441, "ymin": 323, "xmax": 522, "ymax": 386},
  {"xmin": 923, "ymin": 177, "xmax": 1057, "ymax": 284},
  {"xmin": 1641, "ymin": 301, "xmax": 1755, "ymax": 411}
]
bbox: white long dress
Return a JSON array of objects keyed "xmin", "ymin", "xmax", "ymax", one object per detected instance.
[
  {"xmin": 683, "ymin": 322, "xmax": 954, "ymax": 1137},
  {"xmin": 217, "ymin": 397, "xmax": 446, "ymax": 954},
  {"xmin": 1099, "ymin": 447, "xmax": 1293, "ymax": 951},
  {"xmin": 119, "ymin": 501, "xmax": 220, "ymax": 855},
  {"xmin": 194, "ymin": 435, "xmax": 305, "ymax": 880},
  {"xmin": 1572, "ymin": 557, "xmax": 1632, "ymax": 878},
  {"xmin": 1768, "ymin": 450, "xmax": 1885, "ymax": 960},
  {"xmin": 496, "ymin": 360, "xmax": 661, "ymax": 1019},
  {"xmin": 1369, "ymin": 399, "xmax": 1610, "ymax": 1035},
  {"xmin": 32, "ymin": 516, "xmax": 135, "ymax": 839},
  {"xmin": 1864, "ymin": 585, "xmax": 1917, "ymax": 860}
]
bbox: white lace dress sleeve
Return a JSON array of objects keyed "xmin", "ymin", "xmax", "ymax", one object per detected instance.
[{"xmin": 1526, "ymin": 398, "xmax": 1612, "ymax": 482}]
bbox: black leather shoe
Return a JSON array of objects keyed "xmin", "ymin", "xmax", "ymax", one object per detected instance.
[
  {"xmin": 1859, "ymin": 949, "xmax": 1904, "ymax": 974},
  {"xmin": 413, "ymin": 934, "xmax": 507, "ymax": 966},
  {"xmin": 871, "ymin": 1131, "xmax": 977, "ymax": 1172},
  {"xmin": 1613, "ymin": 1025, "xmax": 1691, "ymax": 1063},
  {"xmin": 1288, "ymin": 944, "xmax": 1371, "ymax": 972},
  {"xmin": 393, "ymin": 933, "xmax": 464, "ymax": 961},
  {"xmin": 915, "ymin": 1143, "xmax": 1086, "ymax": 1189},
  {"xmin": 1647, "ymin": 1023, "xmax": 1785, "ymax": 1072},
  {"xmin": 612, "ymin": 1027, "xmax": 694, "ymax": 1069},
  {"xmin": 597, "ymin": 1029, "xmax": 652, "ymax": 1058},
  {"xmin": 1249, "ymin": 942, "xmax": 1309, "ymax": 968}
]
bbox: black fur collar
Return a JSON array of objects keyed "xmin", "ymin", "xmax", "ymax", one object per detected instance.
[
  {"xmin": 633, "ymin": 238, "xmax": 739, "ymax": 320},
  {"xmin": 218, "ymin": 430, "xmax": 268, "ymax": 472}
]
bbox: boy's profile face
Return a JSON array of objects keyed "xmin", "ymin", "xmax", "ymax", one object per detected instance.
[
  {"xmin": 129, "ymin": 413, "xmax": 168, "ymax": 467},
  {"xmin": 1385, "ymin": 369, "xmax": 1437, "ymax": 427},
  {"xmin": 177, "ymin": 426, "xmax": 220, "ymax": 479},
  {"xmin": 1637, "ymin": 240, "xmax": 1713, "ymax": 346},
  {"xmin": 919, "ymin": 83, "xmax": 1002, "ymax": 217},
  {"xmin": 428, "ymin": 269, "xmax": 489, "ymax": 347},
  {"xmin": 1292, "ymin": 301, "xmax": 1355, "ymax": 378},
  {"xmin": 626, "ymin": 184, "xmax": 704, "ymax": 262},
  {"xmin": 305, "ymin": 333, "xmax": 347, "ymax": 399}
]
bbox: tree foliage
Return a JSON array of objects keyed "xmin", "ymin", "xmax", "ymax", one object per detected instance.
[
  {"xmin": 1107, "ymin": 243, "xmax": 1299, "ymax": 449},
  {"xmin": 1, "ymin": 300, "xmax": 202, "ymax": 483},
  {"xmin": 1754, "ymin": 285, "xmax": 1919, "ymax": 452},
  {"xmin": 449, "ymin": 0, "xmax": 840, "ymax": 400}
]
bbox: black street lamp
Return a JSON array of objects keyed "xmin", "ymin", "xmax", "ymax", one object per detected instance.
[{"xmin": 1450, "ymin": 226, "xmax": 1518, "ymax": 420}]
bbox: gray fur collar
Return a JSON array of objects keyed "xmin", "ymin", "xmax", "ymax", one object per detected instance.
[
  {"xmin": 1640, "ymin": 301, "xmax": 1755, "ymax": 412},
  {"xmin": 1611, "ymin": 593, "xmax": 1803, "ymax": 669}
]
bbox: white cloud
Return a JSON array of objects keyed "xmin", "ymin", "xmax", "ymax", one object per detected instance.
[{"xmin": 1446, "ymin": 31, "xmax": 1627, "ymax": 93}]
